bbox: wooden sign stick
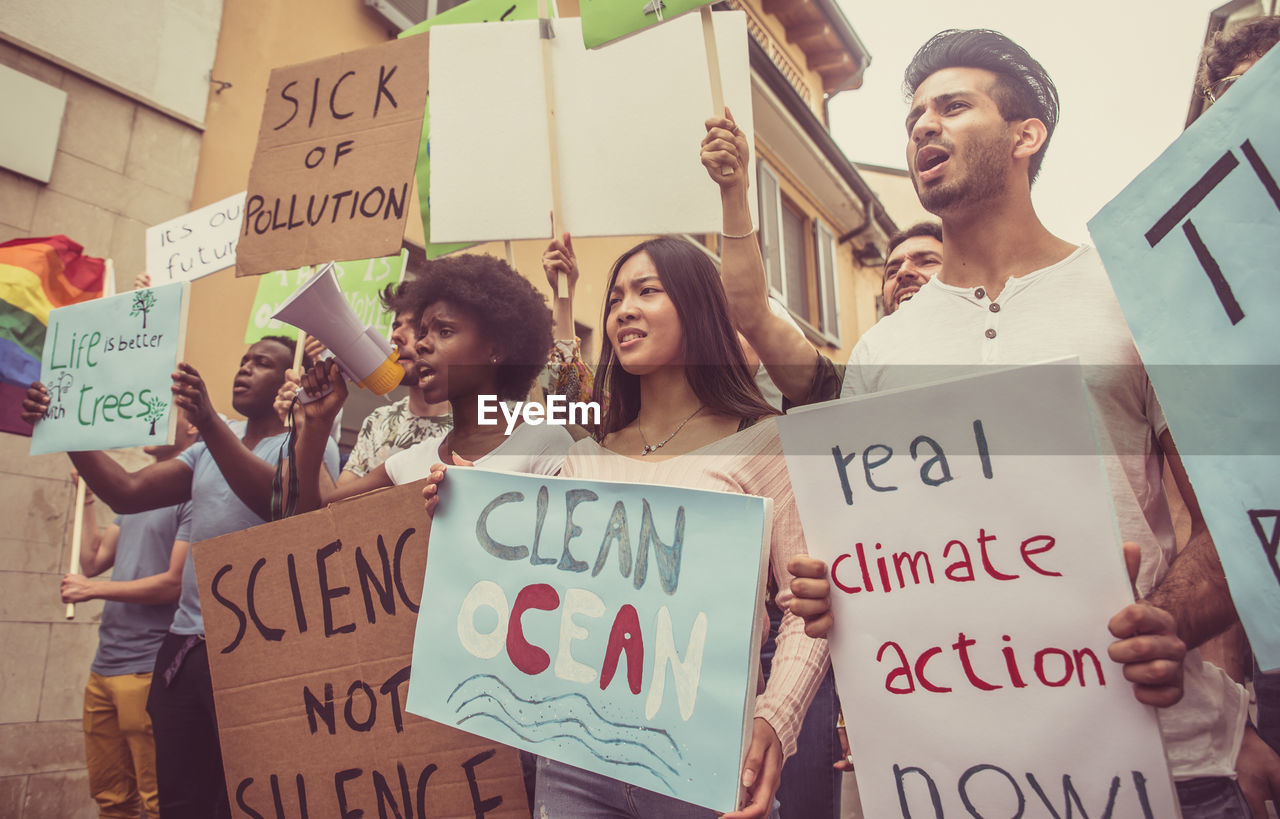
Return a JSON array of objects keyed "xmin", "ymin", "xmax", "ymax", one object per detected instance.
[
  {"xmin": 65, "ymin": 259, "xmax": 115, "ymax": 619},
  {"xmin": 65, "ymin": 478, "xmax": 87, "ymax": 620},
  {"xmin": 538, "ymin": 0, "xmax": 570, "ymax": 300},
  {"xmin": 700, "ymin": 6, "xmax": 732, "ymax": 177}
]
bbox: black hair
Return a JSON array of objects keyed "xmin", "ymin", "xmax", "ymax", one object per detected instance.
[
  {"xmin": 886, "ymin": 221, "xmax": 943, "ymax": 260},
  {"xmin": 904, "ymin": 29, "xmax": 1059, "ymax": 184},
  {"xmin": 411, "ymin": 253, "xmax": 553, "ymax": 401},
  {"xmin": 256, "ymin": 334, "xmax": 296, "ymax": 363},
  {"xmin": 595, "ymin": 237, "xmax": 776, "ymax": 440},
  {"xmin": 379, "ymin": 278, "xmax": 419, "ymax": 316}
]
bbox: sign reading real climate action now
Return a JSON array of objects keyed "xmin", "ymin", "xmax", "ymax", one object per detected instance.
[
  {"xmin": 31, "ymin": 281, "xmax": 189, "ymax": 455},
  {"xmin": 406, "ymin": 468, "xmax": 772, "ymax": 814},
  {"xmin": 777, "ymin": 361, "xmax": 1178, "ymax": 818}
]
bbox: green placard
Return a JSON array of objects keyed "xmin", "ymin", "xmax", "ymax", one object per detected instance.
[
  {"xmin": 244, "ymin": 253, "xmax": 405, "ymax": 344},
  {"xmin": 399, "ymin": 0, "xmax": 543, "ymax": 258},
  {"xmin": 579, "ymin": 0, "xmax": 715, "ymax": 49}
]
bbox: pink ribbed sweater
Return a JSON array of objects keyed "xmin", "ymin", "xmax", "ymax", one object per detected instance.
[{"xmin": 563, "ymin": 417, "xmax": 829, "ymax": 760}]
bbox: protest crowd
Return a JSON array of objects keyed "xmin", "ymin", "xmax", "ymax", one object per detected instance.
[{"xmin": 5, "ymin": 6, "xmax": 1280, "ymax": 819}]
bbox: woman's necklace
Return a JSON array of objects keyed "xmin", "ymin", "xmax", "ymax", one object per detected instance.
[{"xmin": 638, "ymin": 405, "xmax": 704, "ymax": 456}]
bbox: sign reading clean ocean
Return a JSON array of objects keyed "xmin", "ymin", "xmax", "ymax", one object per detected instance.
[
  {"xmin": 406, "ymin": 468, "xmax": 772, "ymax": 813},
  {"xmin": 31, "ymin": 281, "xmax": 190, "ymax": 455}
]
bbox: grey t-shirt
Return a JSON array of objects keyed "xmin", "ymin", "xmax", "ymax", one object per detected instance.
[
  {"xmin": 91, "ymin": 502, "xmax": 192, "ymax": 675},
  {"xmin": 170, "ymin": 431, "xmax": 339, "ymax": 636}
]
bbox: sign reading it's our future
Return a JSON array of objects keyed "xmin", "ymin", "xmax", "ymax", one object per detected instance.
[
  {"xmin": 406, "ymin": 468, "xmax": 772, "ymax": 814},
  {"xmin": 31, "ymin": 281, "xmax": 189, "ymax": 455},
  {"xmin": 776, "ymin": 361, "xmax": 1179, "ymax": 818}
]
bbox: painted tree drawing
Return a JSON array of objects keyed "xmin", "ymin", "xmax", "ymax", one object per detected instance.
[
  {"xmin": 130, "ymin": 289, "xmax": 157, "ymax": 329},
  {"xmin": 141, "ymin": 395, "xmax": 168, "ymax": 436}
]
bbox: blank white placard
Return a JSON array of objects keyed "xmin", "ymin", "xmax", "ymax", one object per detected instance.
[{"xmin": 428, "ymin": 12, "xmax": 755, "ymax": 242}]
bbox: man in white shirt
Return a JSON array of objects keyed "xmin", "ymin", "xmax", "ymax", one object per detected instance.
[{"xmin": 774, "ymin": 27, "xmax": 1267, "ymax": 817}]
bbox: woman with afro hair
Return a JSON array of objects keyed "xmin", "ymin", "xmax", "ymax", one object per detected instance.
[{"xmin": 292, "ymin": 252, "xmax": 573, "ymax": 506}]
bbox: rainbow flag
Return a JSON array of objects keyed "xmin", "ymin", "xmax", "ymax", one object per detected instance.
[{"xmin": 1, "ymin": 236, "xmax": 106, "ymax": 435}]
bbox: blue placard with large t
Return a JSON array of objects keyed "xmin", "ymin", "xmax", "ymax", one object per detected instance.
[
  {"xmin": 1088, "ymin": 47, "xmax": 1280, "ymax": 669},
  {"xmin": 30, "ymin": 281, "xmax": 189, "ymax": 455},
  {"xmin": 406, "ymin": 467, "xmax": 771, "ymax": 812}
]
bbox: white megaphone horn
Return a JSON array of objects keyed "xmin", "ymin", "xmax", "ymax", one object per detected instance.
[{"xmin": 272, "ymin": 262, "xmax": 402, "ymax": 399}]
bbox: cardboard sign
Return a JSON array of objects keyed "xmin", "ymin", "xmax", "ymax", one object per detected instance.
[
  {"xmin": 776, "ymin": 362, "xmax": 1178, "ymax": 818},
  {"xmin": 244, "ymin": 251, "xmax": 405, "ymax": 344},
  {"xmin": 31, "ymin": 282, "xmax": 189, "ymax": 455},
  {"xmin": 1088, "ymin": 47, "xmax": 1280, "ymax": 672},
  {"xmin": 193, "ymin": 481, "xmax": 529, "ymax": 819},
  {"xmin": 235, "ymin": 37, "xmax": 430, "ymax": 277},
  {"xmin": 399, "ymin": 0, "xmax": 542, "ymax": 259},
  {"xmin": 428, "ymin": 12, "xmax": 754, "ymax": 243},
  {"xmin": 579, "ymin": 0, "xmax": 715, "ymax": 49},
  {"xmin": 145, "ymin": 191, "xmax": 247, "ymax": 283},
  {"xmin": 406, "ymin": 468, "xmax": 771, "ymax": 813}
]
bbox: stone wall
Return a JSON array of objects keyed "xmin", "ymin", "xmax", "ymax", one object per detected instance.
[{"xmin": 0, "ymin": 41, "xmax": 200, "ymax": 817}]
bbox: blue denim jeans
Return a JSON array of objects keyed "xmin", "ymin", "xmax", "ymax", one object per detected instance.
[
  {"xmin": 1254, "ymin": 657, "xmax": 1280, "ymax": 755},
  {"xmin": 1176, "ymin": 777, "xmax": 1252, "ymax": 818},
  {"xmin": 534, "ymin": 756, "xmax": 781, "ymax": 818}
]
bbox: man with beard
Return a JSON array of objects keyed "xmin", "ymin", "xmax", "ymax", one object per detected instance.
[
  {"xmin": 880, "ymin": 221, "xmax": 942, "ymax": 316},
  {"xmin": 782, "ymin": 28, "xmax": 1264, "ymax": 817},
  {"xmin": 24, "ymin": 336, "xmax": 339, "ymax": 818}
]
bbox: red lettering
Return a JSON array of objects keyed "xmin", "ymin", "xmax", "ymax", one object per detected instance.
[
  {"xmin": 952, "ymin": 632, "xmax": 1001, "ymax": 691},
  {"xmin": 600, "ymin": 604, "xmax": 644, "ymax": 695},
  {"xmin": 977, "ymin": 528, "xmax": 1019, "ymax": 581},
  {"xmin": 830, "ymin": 553, "xmax": 862, "ymax": 594},
  {"xmin": 1034, "ymin": 647, "xmax": 1074, "ymax": 687},
  {"xmin": 1020, "ymin": 535, "xmax": 1060, "ymax": 576},
  {"xmin": 914, "ymin": 646, "xmax": 952, "ymax": 693},
  {"xmin": 877, "ymin": 641, "xmax": 915, "ymax": 694},
  {"xmin": 507, "ymin": 584, "xmax": 559, "ymax": 675}
]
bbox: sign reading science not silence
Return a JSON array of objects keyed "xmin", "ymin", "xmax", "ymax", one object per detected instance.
[
  {"xmin": 235, "ymin": 36, "xmax": 430, "ymax": 277},
  {"xmin": 193, "ymin": 481, "xmax": 528, "ymax": 819}
]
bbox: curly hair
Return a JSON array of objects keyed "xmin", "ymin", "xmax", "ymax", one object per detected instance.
[
  {"xmin": 408, "ymin": 253, "xmax": 553, "ymax": 400},
  {"xmin": 1199, "ymin": 16, "xmax": 1280, "ymax": 89},
  {"xmin": 904, "ymin": 29, "xmax": 1059, "ymax": 185},
  {"xmin": 379, "ymin": 278, "xmax": 419, "ymax": 316}
]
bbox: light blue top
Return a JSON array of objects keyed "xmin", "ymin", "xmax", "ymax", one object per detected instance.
[
  {"xmin": 169, "ymin": 431, "xmax": 338, "ymax": 635},
  {"xmin": 92, "ymin": 502, "xmax": 192, "ymax": 675}
]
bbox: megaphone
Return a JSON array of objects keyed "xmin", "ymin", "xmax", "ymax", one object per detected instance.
[{"xmin": 272, "ymin": 262, "xmax": 402, "ymax": 399}]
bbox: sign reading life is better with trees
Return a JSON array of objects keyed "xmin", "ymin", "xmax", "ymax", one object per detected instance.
[
  {"xmin": 776, "ymin": 362, "xmax": 1178, "ymax": 818},
  {"xmin": 31, "ymin": 281, "xmax": 189, "ymax": 455},
  {"xmin": 244, "ymin": 252, "xmax": 405, "ymax": 344},
  {"xmin": 1088, "ymin": 47, "xmax": 1280, "ymax": 671},
  {"xmin": 193, "ymin": 481, "xmax": 528, "ymax": 819},
  {"xmin": 406, "ymin": 468, "xmax": 772, "ymax": 813},
  {"xmin": 145, "ymin": 191, "xmax": 246, "ymax": 283},
  {"xmin": 235, "ymin": 37, "xmax": 430, "ymax": 277}
]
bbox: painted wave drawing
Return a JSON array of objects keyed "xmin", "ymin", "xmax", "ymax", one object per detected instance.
[{"xmin": 448, "ymin": 674, "xmax": 684, "ymax": 793}]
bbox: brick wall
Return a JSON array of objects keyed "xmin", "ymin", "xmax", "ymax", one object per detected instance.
[{"xmin": 0, "ymin": 41, "xmax": 200, "ymax": 817}]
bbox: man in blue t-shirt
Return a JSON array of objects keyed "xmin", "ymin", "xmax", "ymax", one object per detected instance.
[
  {"xmin": 25, "ymin": 336, "xmax": 339, "ymax": 818},
  {"xmin": 60, "ymin": 413, "xmax": 196, "ymax": 818}
]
